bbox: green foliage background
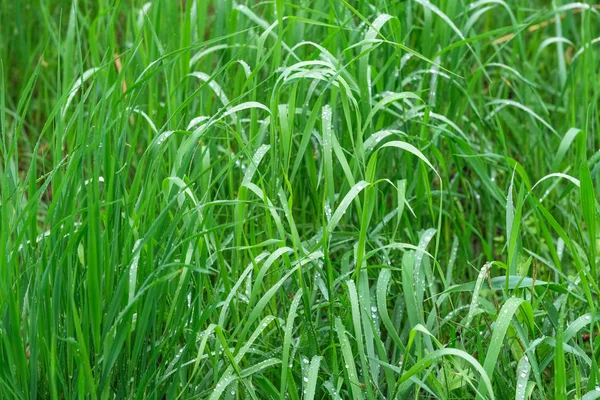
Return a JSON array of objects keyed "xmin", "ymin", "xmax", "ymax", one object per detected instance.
[{"xmin": 1, "ymin": 1, "xmax": 600, "ymax": 398}]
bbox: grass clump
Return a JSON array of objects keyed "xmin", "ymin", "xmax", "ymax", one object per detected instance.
[{"xmin": 1, "ymin": 0, "xmax": 600, "ymax": 398}]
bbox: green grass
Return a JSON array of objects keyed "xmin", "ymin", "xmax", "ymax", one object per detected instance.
[{"xmin": 1, "ymin": 0, "xmax": 600, "ymax": 398}]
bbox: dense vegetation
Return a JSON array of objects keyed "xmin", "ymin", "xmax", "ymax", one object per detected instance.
[{"xmin": 1, "ymin": 0, "xmax": 600, "ymax": 398}]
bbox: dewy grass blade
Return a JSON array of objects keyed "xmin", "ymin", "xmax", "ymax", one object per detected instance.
[
  {"xmin": 554, "ymin": 313, "xmax": 567, "ymax": 400},
  {"xmin": 515, "ymin": 355, "xmax": 531, "ymax": 400},
  {"xmin": 464, "ymin": 263, "xmax": 490, "ymax": 329},
  {"xmin": 335, "ymin": 317, "xmax": 363, "ymax": 400},
  {"xmin": 303, "ymin": 356, "xmax": 322, "ymax": 400},
  {"xmin": 327, "ymin": 181, "xmax": 369, "ymax": 233},
  {"xmin": 477, "ymin": 297, "xmax": 525, "ymax": 399},
  {"xmin": 280, "ymin": 288, "xmax": 303, "ymax": 397},
  {"xmin": 376, "ymin": 269, "xmax": 404, "ymax": 349},
  {"xmin": 346, "ymin": 278, "xmax": 374, "ymax": 399}
]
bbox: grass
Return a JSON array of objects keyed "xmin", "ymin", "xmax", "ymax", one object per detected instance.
[{"xmin": 1, "ymin": 0, "xmax": 600, "ymax": 398}]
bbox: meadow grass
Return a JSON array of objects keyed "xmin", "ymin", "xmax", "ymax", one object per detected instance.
[{"xmin": 1, "ymin": 0, "xmax": 600, "ymax": 398}]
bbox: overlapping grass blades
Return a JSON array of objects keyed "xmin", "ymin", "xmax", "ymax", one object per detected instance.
[{"xmin": 1, "ymin": 0, "xmax": 600, "ymax": 398}]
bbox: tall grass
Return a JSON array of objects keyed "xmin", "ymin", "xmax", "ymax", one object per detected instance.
[{"xmin": 1, "ymin": 0, "xmax": 599, "ymax": 398}]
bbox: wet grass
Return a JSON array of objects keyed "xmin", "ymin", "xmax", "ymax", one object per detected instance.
[{"xmin": 1, "ymin": 0, "xmax": 600, "ymax": 398}]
